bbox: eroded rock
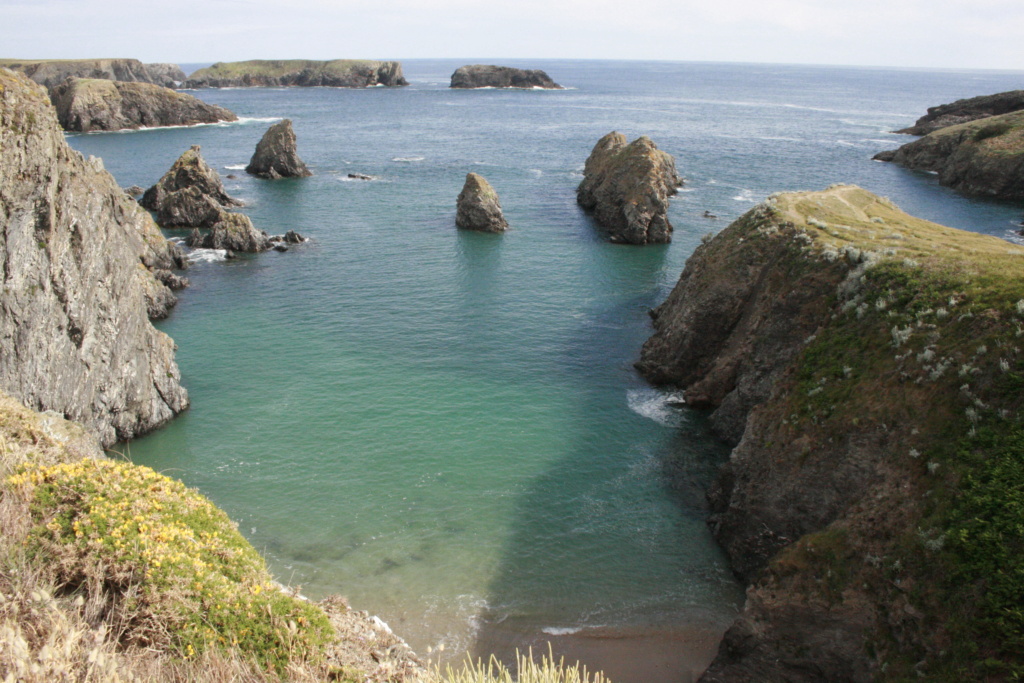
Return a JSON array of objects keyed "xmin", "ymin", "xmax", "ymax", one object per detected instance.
[
  {"xmin": 450, "ymin": 64, "xmax": 561, "ymax": 89},
  {"xmin": 456, "ymin": 173, "xmax": 508, "ymax": 233},
  {"xmin": 246, "ymin": 119, "xmax": 312, "ymax": 179}
]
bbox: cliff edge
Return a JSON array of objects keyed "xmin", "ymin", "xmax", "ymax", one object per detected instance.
[
  {"xmin": 639, "ymin": 185, "xmax": 1024, "ymax": 680},
  {"xmin": 450, "ymin": 65, "xmax": 561, "ymax": 89},
  {"xmin": 0, "ymin": 67, "xmax": 188, "ymax": 447},
  {"xmin": 895, "ymin": 89, "xmax": 1024, "ymax": 135},
  {"xmin": 874, "ymin": 109, "xmax": 1024, "ymax": 199}
]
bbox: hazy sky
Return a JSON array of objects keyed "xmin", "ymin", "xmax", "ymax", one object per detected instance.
[{"xmin": 3, "ymin": 0, "xmax": 1022, "ymax": 71}]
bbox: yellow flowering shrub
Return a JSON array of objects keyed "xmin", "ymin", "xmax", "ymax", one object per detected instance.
[{"xmin": 7, "ymin": 459, "xmax": 333, "ymax": 673}]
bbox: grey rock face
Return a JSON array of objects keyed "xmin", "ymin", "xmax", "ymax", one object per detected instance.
[
  {"xmin": 246, "ymin": 119, "xmax": 312, "ymax": 179},
  {"xmin": 0, "ymin": 68, "xmax": 188, "ymax": 447},
  {"xmin": 50, "ymin": 77, "xmax": 237, "ymax": 132},
  {"xmin": 142, "ymin": 145, "xmax": 243, "ymax": 228},
  {"xmin": 0, "ymin": 58, "xmax": 157, "ymax": 90},
  {"xmin": 450, "ymin": 65, "xmax": 561, "ymax": 89},
  {"xmin": 195, "ymin": 213, "xmax": 270, "ymax": 253},
  {"xmin": 184, "ymin": 59, "xmax": 409, "ymax": 88},
  {"xmin": 143, "ymin": 63, "xmax": 187, "ymax": 88},
  {"xmin": 895, "ymin": 89, "xmax": 1024, "ymax": 135},
  {"xmin": 576, "ymin": 132, "xmax": 681, "ymax": 244},
  {"xmin": 455, "ymin": 173, "xmax": 508, "ymax": 233}
]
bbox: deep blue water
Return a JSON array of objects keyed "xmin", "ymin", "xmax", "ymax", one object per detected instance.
[{"xmin": 67, "ymin": 59, "xmax": 1024, "ymax": 681}]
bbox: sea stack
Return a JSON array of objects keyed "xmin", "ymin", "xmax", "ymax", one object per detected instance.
[
  {"xmin": 141, "ymin": 145, "xmax": 243, "ymax": 228},
  {"xmin": 450, "ymin": 65, "xmax": 561, "ymax": 89},
  {"xmin": 456, "ymin": 173, "xmax": 509, "ymax": 233},
  {"xmin": 576, "ymin": 132, "xmax": 681, "ymax": 244},
  {"xmin": 246, "ymin": 119, "xmax": 312, "ymax": 179}
]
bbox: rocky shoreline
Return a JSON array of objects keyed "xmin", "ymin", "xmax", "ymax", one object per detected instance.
[{"xmin": 184, "ymin": 59, "xmax": 408, "ymax": 88}]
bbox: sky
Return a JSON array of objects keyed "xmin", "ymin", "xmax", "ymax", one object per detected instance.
[{"xmin": 3, "ymin": 0, "xmax": 1023, "ymax": 71}]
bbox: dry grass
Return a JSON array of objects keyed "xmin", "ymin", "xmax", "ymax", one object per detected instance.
[{"xmin": 435, "ymin": 647, "xmax": 610, "ymax": 683}]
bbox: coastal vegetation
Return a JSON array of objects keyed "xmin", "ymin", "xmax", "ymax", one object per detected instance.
[
  {"xmin": 640, "ymin": 185, "xmax": 1024, "ymax": 680},
  {"xmin": 184, "ymin": 60, "xmax": 408, "ymax": 88}
]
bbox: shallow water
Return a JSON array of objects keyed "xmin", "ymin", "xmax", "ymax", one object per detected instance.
[{"xmin": 69, "ymin": 59, "xmax": 1024, "ymax": 680}]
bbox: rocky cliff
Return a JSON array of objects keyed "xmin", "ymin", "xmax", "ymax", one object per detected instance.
[
  {"xmin": 874, "ymin": 110, "xmax": 1024, "ymax": 199},
  {"xmin": 577, "ymin": 132, "xmax": 681, "ymax": 244},
  {"xmin": 246, "ymin": 119, "xmax": 312, "ymax": 179},
  {"xmin": 184, "ymin": 59, "xmax": 408, "ymax": 88},
  {"xmin": 450, "ymin": 65, "xmax": 561, "ymax": 89},
  {"xmin": 50, "ymin": 77, "xmax": 237, "ymax": 132},
  {"xmin": 456, "ymin": 173, "xmax": 509, "ymax": 232},
  {"xmin": 0, "ymin": 67, "xmax": 188, "ymax": 447},
  {"xmin": 639, "ymin": 185, "xmax": 1024, "ymax": 680},
  {"xmin": 0, "ymin": 58, "xmax": 183, "ymax": 90},
  {"xmin": 895, "ymin": 89, "xmax": 1024, "ymax": 135}
]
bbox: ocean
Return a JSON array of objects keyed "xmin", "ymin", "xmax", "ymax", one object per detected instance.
[{"xmin": 67, "ymin": 59, "xmax": 1024, "ymax": 682}]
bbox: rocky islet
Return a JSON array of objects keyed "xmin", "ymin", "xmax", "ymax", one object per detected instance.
[
  {"xmin": 455, "ymin": 172, "xmax": 509, "ymax": 233},
  {"xmin": 246, "ymin": 119, "xmax": 312, "ymax": 179},
  {"xmin": 450, "ymin": 64, "xmax": 562, "ymax": 89}
]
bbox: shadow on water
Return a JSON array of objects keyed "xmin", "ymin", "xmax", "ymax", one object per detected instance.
[{"xmin": 463, "ymin": 240, "xmax": 742, "ymax": 683}]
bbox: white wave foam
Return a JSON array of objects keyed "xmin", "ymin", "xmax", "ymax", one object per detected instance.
[
  {"xmin": 224, "ymin": 164, "xmax": 247, "ymax": 170},
  {"xmin": 236, "ymin": 116, "xmax": 284, "ymax": 124},
  {"xmin": 529, "ymin": 169, "xmax": 543, "ymax": 177},
  {"xmin": 392, "ymin": 156, "xmax": 425, "ymax": 162},
  {"xmin": 627, "ymin": 388, "xmax": 688, "ymax": 428},
  {"xmin": 187, "ymin": 248, "xmax": 228, "ymax": 264},
  {"xmin": 732, "ymin": 189, "xmax": 761, "ymax": 202},
  {"xmin": 542, "ymin": 626, "xmax": 584, "ymax": 636}
]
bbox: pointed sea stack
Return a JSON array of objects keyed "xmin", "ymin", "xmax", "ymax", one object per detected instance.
[
  {"xmin": 456, "ymin": 173, "xmax": 508, "ymax": 233},
  {"xmin": 576, "ymin": 132, "xmax": 681, "ymax": 244},
  {"xmin": 141, "ymin": 145, "xmax": 243, "ymax": 228},
  {"xmin": 246, "ymin": 119, "xmax": 312, "ymax": 179}
]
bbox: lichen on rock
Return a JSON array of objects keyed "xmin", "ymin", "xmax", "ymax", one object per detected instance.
[
  {"xmin": 456, "ymin": 173, "xmax": 509, "ymax": 233},
  {"xmin": 576, "ymin": 132, "xmax": 682, "ymax": 244}
]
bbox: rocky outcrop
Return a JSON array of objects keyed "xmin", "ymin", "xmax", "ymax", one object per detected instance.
[
  {"xmin": 141, "ymin": 145, "xmax": 243, "ymax": 228},
  {"xmin": 0, "ymin": 68, "xmax": 188, "ymax": 447},
  {"xmin": 638, "ymin": 185, "xmax": 1024, "ymax": 680},
  {"xmin": 50, "ymin": 77, "xmax": 237, "ymax": 132},
  {"xmin": 246, "ymin": 119, "xmax": 312, "ymax": 179},
  {"xmin": 874, "ymin": 110, "xmax": 1024, "ymax": 199},
  {"xmin": 0, "ymin": 58, "xmax": 182, "ymax": 90},
  {"xmin": 142, "ymin": 63, "xmax": 187, "ymax": 88},
  {"xmin": 187, "ymin": 213, "xmax": 270, "ymax": 253},
  {"xmin": 184, "ymin": 59, "xmax": 408, "ymax": 88},
  {"xmin": 895, "ymin": 89, "xmax": 1024, "ymax": 135},
  {"xmin": 576, "ymin": 132, "xmax": 681, "ymax": 244},
  {"xmin": 450, "ymin": 65, "xmax": 561, "ymax": 89},
  {"xmin": 455, "ymin": 173, "xmax": 508, "ymax": 233}
]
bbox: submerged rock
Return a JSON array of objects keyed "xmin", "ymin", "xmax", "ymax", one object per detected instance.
[
  {"xmin": 895, "ymin": 89, "xmax": 1024, "ymax": 135},
  {"xmin": 456, "ymin": 173, "xmax": 508, "ymax": 233},
  {"xmin": 576, "ymin": 132, "xmax": 681, "ymax": 244},
  {"xmin": 50, "ymin": 77, "xmax": 237, "ymax": 132},
  {"xmin": 874, "ymin": 109, "xmax": 1024, "ymax": 199},
  {"xmin": 0, "ymin": 67, "xmax": 188, "ymax": 446},
  {"xmin": 246, "ymin": 119, "xmax": 312, "ymax": 179},
  {"xmin": 141, "ymin": 145, "xmax": 243, "ymax": 228},
  {"xmin": 450, "ymin": 65, "xmax": 561, "ymax": 89}
]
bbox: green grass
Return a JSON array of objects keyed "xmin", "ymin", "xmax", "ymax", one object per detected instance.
[{"xmin": 190, "ymin": 59, "xmax": 381, "ymax": 80}]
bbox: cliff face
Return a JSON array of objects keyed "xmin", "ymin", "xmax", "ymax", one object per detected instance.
[
  {"xmin": 0, "ymin": 68, "xmax": 188, "ymax": 447},
  {"xmin": 50, "ymin": 77, "xmax": 237, "ymax": 132},
  {"xmin": 874, "ymin": 110, "xmax": 1024, "ymax": 199},
  {"xmin": 0, "ymin": 58, "xmax": 169, "ymax": 90},
  {"xmin": 184, "ymin": 59, "xmax": 408, "ymax": 88},
  {"xmin": 450, "ymin": 65, "xmax": 561, "ymax": 89},
  {"xmin": 639, "ymin": 185, "xmax": 1024, "ymax": 680},
  {"xmin": 576, "ymin": 132, "xmax": 681, "ymax": 244},
  {"xmin": 895, "ymin": 89, "xmax": 1024, "ymax": 135}
]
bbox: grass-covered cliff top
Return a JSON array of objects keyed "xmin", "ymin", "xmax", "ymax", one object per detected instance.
[
  {"xmin": 189, "ymin": 59, "xmax": 385, "ymax": 79},
  {"xmin": 739, "ymin": 186, "xmax": 1024, "ymax": 678}
]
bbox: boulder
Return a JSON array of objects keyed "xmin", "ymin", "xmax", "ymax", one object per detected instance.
[
  {"xmin": 450, "ymin": 65, "xmax": 561, "ymax": 89},
  {"xmin": 49, "ymin": 77, "xmax": 237, "ymax": 132},
  {"xmin": 124, "ymin": 184, "xmax": 145, "ymax": 196},
  {"xmin": 142, "ymin": 145, "xmax": 243, "ymax": 228},
  {"xmin": 576, "ymin": 132, "xmax": 682, "ymax": 244},
  {"xmin": 456, "ymin": 173, "xmax": 509, "ymax": 233},
  {"xmin": 895, "ymin": 89, "xmax": 1024, "ymax": 135},
  {"xmin": 246, "ymin": 119, "xmax": 312, "ymax": 179},
  {"xmin": 195, "ymin": 213, "xmax": 270, "ymax": 253}
]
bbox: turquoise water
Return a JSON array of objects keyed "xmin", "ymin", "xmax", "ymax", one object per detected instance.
[{"xmin": 68, "ymin": 60, "xmax": 1024, "ymax": 677}]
